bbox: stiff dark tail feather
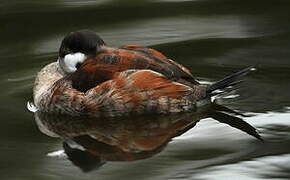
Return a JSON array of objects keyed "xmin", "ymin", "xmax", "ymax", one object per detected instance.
[{"xmin": 206, "ymin": 66, "xmax": 256, "ymax": 96}]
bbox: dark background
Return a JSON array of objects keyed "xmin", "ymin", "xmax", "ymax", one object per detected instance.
[{"xmin": 0, "ymin": 0, "xmax": 290, "ymax": 179}]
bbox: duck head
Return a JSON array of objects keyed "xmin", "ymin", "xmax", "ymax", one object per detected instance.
[{"xmin": 58, "ymin": 30, "xmax": 106, "ymax": 73}]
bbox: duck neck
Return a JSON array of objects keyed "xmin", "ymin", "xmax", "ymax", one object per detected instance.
[{"xmin": 33, "ymin": 61, "xmax": 65, "ymax": 105}]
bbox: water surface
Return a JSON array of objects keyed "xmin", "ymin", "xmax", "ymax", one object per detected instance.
[{"xmin": 1, "ymin": 0, "xmax": 290, "ymax": 179}]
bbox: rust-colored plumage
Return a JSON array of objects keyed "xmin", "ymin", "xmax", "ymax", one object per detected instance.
[
  {"xmin": 34, "ymin": 44, "xmax": 206, "ymax": 117},
  {"xmin": 70, "ymin": 45, "xmax": 198, "ymax": 92},
  {"xmin": 33, "ymin": 30, "xmax": 252, "ymax": 118}
]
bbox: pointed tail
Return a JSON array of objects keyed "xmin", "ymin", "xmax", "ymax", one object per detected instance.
[{"xmin": 206, "ymin": 66, "xmax": 256, "ymax": 96}]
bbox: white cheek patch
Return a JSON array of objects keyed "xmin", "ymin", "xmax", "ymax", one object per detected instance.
[{"xmin": 63, "ymin": 52, "xmax": 86, "ymax": 73}]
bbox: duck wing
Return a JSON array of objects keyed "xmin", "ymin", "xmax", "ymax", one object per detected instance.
[
  {"xmin": 48, "ymin": 69, "xmax": 205, "ymax": 117},
  {"xmin": 84, "ymin": 69, "xmax": 202, "ymax": 117},
  {"xmin": 69, "ymin": 45, "xmax": 198, "ymax": 92}
]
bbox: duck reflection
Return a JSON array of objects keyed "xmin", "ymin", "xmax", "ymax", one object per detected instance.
[{"xmin": 34, "ymin": 103, "xmax": 262, "ymax": 172}]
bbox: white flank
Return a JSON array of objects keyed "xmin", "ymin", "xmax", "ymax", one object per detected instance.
[{"xmin": 63, "ymin": 52, "xmax": 86, "ymax": 73}]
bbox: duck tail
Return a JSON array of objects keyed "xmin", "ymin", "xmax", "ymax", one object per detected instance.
[{"xmin": 206, "ymin": 66, "xmax": 256, "ymax": 96}]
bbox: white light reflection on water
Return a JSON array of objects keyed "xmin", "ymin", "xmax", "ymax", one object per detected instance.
[
  {"xmin": 191, "ymin": 154, "xmax": 290, "ymax": 180},
  {"xmin": 174, "ymin": 110, "xmax": 290, "ymax": 141},
  {"xmin": 169, "ymin": 110, "xmax": 290, "ymax": 180}
]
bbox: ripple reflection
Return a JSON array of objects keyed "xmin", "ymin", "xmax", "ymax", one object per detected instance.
[{"xmin": 33, "ymin": 103, "xmax": 261, "ymax": 172}]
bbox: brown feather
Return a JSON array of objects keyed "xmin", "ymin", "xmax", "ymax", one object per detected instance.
[
  {"xmin": 83, "ymin": 70, "xmax": 202, "ymax": 117},
  {"xmin": 70, "ymin": 45, "xmax": 198, "ymax": 92}
]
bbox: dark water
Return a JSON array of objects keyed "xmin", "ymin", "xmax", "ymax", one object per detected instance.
[{"xmin": 1, "ymin": 0, "xmax": 290, "ymax": 179}]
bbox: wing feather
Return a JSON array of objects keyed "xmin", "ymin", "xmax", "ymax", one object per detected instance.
[
  {"xmin": 84, "ymin": 69, "xmax": 198, "ymax": 117},
  {"xmin": 70, "ymin": 45, "xmax": 198, "ymax": 92},
  {"xmin": 45, "ymin": 69, "xmax": 206, "ymax": 117}
]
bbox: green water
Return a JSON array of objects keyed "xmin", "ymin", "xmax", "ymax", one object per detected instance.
[{"xmin": 1, "ymin": 0, "xmax": 290, "ymax": 179}]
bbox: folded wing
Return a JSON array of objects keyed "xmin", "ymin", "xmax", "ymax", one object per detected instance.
[
  {"xmin": 84, "ymin": 69, "xmax": 204, "ymax": 117},
  {"xmin": 69, "ymin": 45, "xmax": 198, "ymax": 92}
]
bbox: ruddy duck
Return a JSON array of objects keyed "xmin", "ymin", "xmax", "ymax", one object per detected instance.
[{"xmin": 32, "ymin": 30, "xmax": 255, "ymax": 117}]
